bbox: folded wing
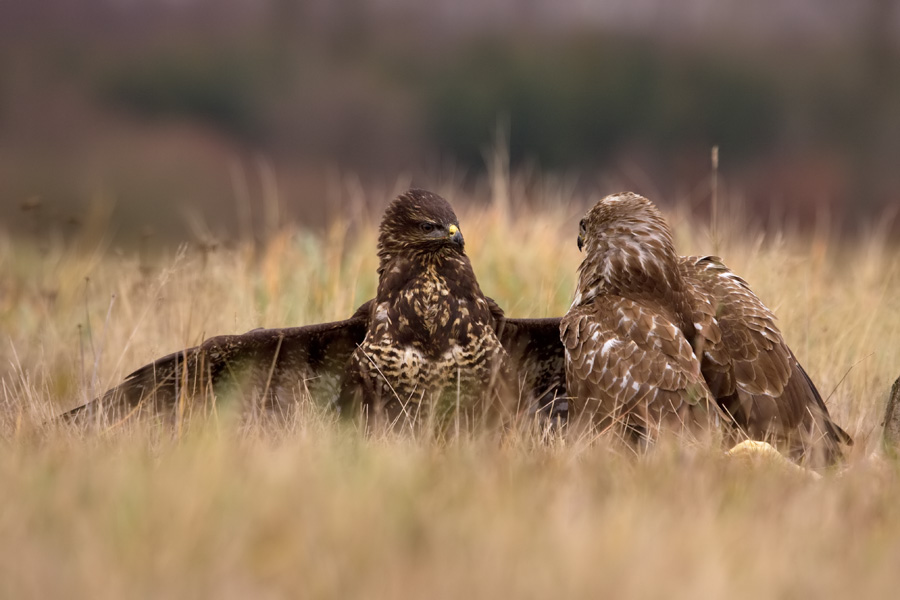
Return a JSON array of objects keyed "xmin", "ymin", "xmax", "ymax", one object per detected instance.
[
  {"xmin": 683, "ymin": 256, "xmax": 851, "ymax": 465},
  {"xmin": 562, "ymin": 297, "xmax": 720, "ymax": 443}
]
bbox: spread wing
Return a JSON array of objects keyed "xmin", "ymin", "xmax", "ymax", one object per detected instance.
[
  {"xmin": 683, "ymin": 256, "xmax": 851, "ymax": 464},
  {"xmin": 494, "ymin": 317, "xmax": 567, "ymax": 417},
  {"xmin": 562, "ymin": 297, "xmax": 717, "ymax": 442},
  {"xmin": 64, "ymin": 302, "xmax": 372, "ymax": 424}
]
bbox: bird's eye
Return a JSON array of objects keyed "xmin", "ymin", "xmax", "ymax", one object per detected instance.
[
  {"xmin": 420, "ymin": 222, "xmax": 436, "ymax": 234},
  {"xmin": 579, "ymin": 219, "xmax": 586, "ymax": 235}
]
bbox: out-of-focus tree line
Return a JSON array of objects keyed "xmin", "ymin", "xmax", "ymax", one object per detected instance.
[{"xmin": 1, "ymin": 0, "xmax": 898, "ymax": 241}]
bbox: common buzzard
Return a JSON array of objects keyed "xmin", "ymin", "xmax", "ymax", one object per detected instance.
[
  {"xmin": 64, "ymin": 190, "xmax": 566, "ymax": 430},
  {"xmin": 562, "ymin": 192, "xmax": 851, "ymax": 465}
]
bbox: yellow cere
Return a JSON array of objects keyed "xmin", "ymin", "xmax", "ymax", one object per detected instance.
[{"xmin": 448, "ymin": 224, "xmax": 459, "ymax": 236}]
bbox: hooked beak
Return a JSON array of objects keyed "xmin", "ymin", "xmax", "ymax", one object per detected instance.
[
  {"xmin": 577, "ymin": 234, "xmax": 584, "ymax": 252},
  {"xmin": 448, "ymin": 224, "xmax": 464, "ymax": 247}
]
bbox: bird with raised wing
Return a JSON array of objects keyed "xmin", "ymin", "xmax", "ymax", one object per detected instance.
[{"xmin": 64, "ymin": 190, "xmax": 566, "ymax": 432}]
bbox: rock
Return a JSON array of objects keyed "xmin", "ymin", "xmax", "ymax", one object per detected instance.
[{"xmin": 883, "ymin": 375, "xmax": 900, "ymax": 454}]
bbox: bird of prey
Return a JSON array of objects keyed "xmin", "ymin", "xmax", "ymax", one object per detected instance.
[
  {"xmin": 562, "ymin": 192, "xmax": 851, "ymax": 466},
  {"xmin": 64, "ymin": 190, "xmax": 566, "ymax": 431},
  {"xmin": 336, "ymin": 189, "xmax": 511, "ymax": 429}
]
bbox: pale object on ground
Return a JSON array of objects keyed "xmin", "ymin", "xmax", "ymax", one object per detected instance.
[{"xmin": 726, "ymin": 440, "xmax": 823, "ymax": 480}]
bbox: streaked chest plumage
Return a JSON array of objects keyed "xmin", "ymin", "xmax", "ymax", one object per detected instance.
[{"xmin": 355, "ymin": 260, "xmax": 503, "ymax": 404}]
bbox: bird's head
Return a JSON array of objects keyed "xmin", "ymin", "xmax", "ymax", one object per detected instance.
[
  {"xmin": 377, "ymin": 189, "xmax": 466, "ymax": 266},
  {"xmin": 573, "ymin": 192, "xmax": 678, "ymax": 304}
]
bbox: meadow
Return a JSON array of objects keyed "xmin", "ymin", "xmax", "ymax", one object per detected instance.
[{"xmin": 2, "ymin": 181, "xmax": 900, "ymax": 598}]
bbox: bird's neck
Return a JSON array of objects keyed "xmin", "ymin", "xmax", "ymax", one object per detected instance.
[
  {"xmin": 371, "ymin": 252, "xmax": 494, "ymax": 354},
  {"xmin": 572, "ymin": 233, "xmax": 686, "ymax": 311},
  {"xmin": 376, "ymin": 252, "xmax": 481, "ymax": 303}
]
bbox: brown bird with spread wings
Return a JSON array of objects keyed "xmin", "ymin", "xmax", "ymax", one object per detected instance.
[
  {"xmin": 562, "ymin": 192, "xmax": 851, "ymax": 465},
  {"xmin": 64, "ymin": 190, "xmax": 566, "ymax": 430}
]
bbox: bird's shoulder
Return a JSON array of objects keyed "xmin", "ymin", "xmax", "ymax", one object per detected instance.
[
  {"xmin": 679, "ymin": 255, "xmax": 792, "ymax": 397},
  {"xmin": 563, "ymin": 295, "xmax": 700, "ymax": 386}
]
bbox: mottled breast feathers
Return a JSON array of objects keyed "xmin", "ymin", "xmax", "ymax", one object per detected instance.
[{"xmin": 338, "ymin": 189, "xmax": 510, "ymax": 428}]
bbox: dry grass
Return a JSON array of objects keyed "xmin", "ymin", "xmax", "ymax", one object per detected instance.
[{"xmin": 2, "ymin": 184, "xmax": 900, "ymax": 598}]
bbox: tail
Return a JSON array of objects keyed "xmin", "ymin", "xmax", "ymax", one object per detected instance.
[{"xmin": 795, "ymin": 362, "xmax": 852, "ymax": 467}]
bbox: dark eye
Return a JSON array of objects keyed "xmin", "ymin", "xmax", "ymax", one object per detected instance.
[
  {"xmin": 579, "ymin": 219, "xmax": 586, "ymax": 234},
  {"xmin": 420, "ymin": 222, "xmax": 436, "ymax": 233}
]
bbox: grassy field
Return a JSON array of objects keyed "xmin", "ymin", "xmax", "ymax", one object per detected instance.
[{"xmin": 2, "ymin": 184, "xmax": 900, "ymax": 598}]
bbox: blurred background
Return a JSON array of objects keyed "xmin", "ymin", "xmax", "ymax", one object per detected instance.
[{"xmin": 2, "ymin": 0, "xmax": 899, "ymax": 244}]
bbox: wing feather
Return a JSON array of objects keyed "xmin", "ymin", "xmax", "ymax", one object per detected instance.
[
  {"xmin": 683, "ymin": 256, "xmax": 850, "ymax": 464},
  {"xmin": 494, "ymin": 316, "xmax": 567, "ymax": 417},
  {"xmin": 63, "ymin": 303, "xmax": 372, "ymax": 424},
  {"xmin": 563, "ymin": 297, "xmax": 718, "ymax": 441}
]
